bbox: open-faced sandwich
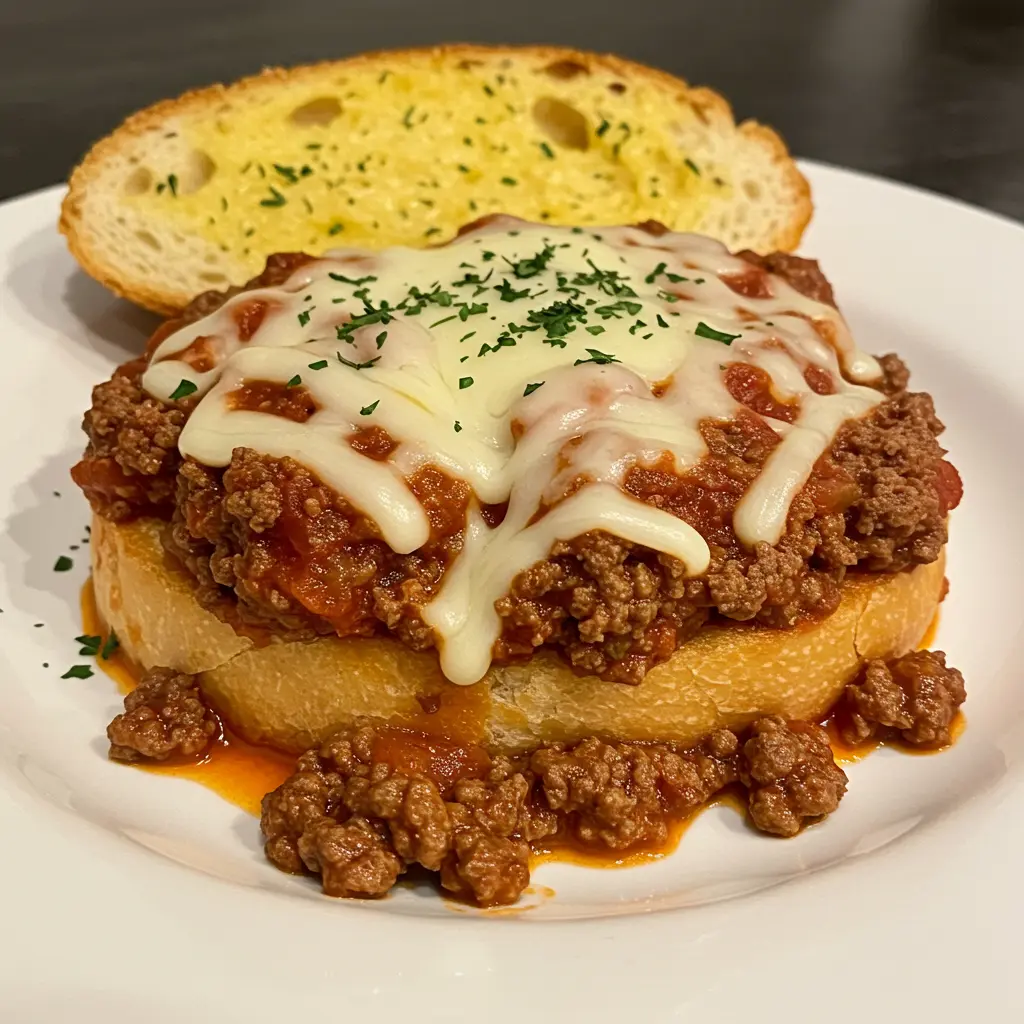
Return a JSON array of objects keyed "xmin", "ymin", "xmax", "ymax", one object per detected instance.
[{"xmin": 65, "ymin": 47, "xmax": 964, "ymax": 909}]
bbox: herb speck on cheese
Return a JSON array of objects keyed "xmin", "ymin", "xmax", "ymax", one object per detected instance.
[{"xmin": 359, "ymin": 400, "xmax": 380, "ymax": 416}]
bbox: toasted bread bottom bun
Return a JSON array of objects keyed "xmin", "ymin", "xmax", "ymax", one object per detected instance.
[{"xmin": 91, "ymin": 515, "xmax": 945, "ymax": 755}]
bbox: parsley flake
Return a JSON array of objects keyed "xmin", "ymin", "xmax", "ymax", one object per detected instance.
[
  {"xmin": 695, "ymin": 322, "xmax": 741, "ymax": 345},
  {"xmin": 454, "ymin": 421, "xmax": 463, "ymax": 432},
  {"xmin": 297, "ymin": 308, "xmax": 313, "ymax": 327},
  {"xmin": 308, "ymin": 359, "xmax": 329, "ymax": 370},
  {"xmin": 54, "ymin": 555, "xmax": 73, "ymax": 572},
  {"xmin": 170, "ymin": 379, "xmax": 198, "ymax": 401},
  {"xmin": 360, "ymin": 400, "xmax": 380, "ymax": 416},
  {"xmin": 76, "ymin": 635, "xmax": 101, "ymax": 655},
  {"xmin": 459, "ymin": 376, "xmax": 474, "ymax": 389},
  {"xmin": 101, "ymin": 632, "xmax": 120, "ymax": 659},
  {"xmin": 574, "ymin": 348, "xmax": 620, "ymax": 366},
  {"xmin": 523, "ymin": 382, "xmax": 544, "ymax": 396},
  {"xmin": 539, "ymin": 141, "xmax": 555, "ymax": 159},
  {"xmin": 260, "ymin": 186, "xmax": 287, "ymax": 207},
  {"xmin": 685, "ymin": 157, "xmax": 701, "ymax": 176},
  {"xmin": 500, "ymin": 176, "xmax": 518, "ymax": 186},
  {"xmin": 337, "ymin": 353, "xmax": 381, "ymax": 370},
  {"xmin": 286, "ymin": 375, "xmax": 302, "ymax": 388},
  {"xmin": 61, "ymin": 665, "xmax": 93, "ymax": 680}
]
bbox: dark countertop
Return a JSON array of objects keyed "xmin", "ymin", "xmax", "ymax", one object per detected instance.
[{"xmin": 1, "ymin": 0, "xmax": 1022, "ymax": 220}]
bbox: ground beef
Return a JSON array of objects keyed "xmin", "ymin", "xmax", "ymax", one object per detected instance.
[
  {"xmin": 71, "ymin": 360, "xmax": 189, "ymax": 520},
  {"xmin": 736, "ymin": 250, "xmax": 836, "ymax": 306},
  {"xmin": 106, "ymin": 668, "xmax": 220, "ymax": 762},
  {"xmin": 530, "ymin": 730, "xmax": 739, "ymax": 849},
  {"xmin": 831, "ymin": 391, "xmax": 954, "ymax": 572},
  {"xmin": 262, "ymin": 720, "xmax": 843, "ymax": 905},
  {"xmin": 837, "ymin": 650, "xmax": 966, "ymax": 747},
  {"xmin": 260, "ymin": 724, "xmax": 552, "ymax": 906},
  {"xmin": 740, "ymin": 717, "xmax": 848, "ymax": 837}
]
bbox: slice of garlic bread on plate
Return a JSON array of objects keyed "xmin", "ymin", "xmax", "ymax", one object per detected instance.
[{"xmin": 60, "ymin": 44, "xmax": 811, "ymax": 315}]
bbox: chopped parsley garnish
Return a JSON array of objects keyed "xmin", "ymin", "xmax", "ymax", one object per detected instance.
[
  {"xmin": 527, "ymin": 299, "xmax": 587, "ymax": 343},
  {"xmin": 539, "ymin": 141, "xmax": 555, "ymax": 159},
  {"xmin": 286, "ymin": 375, "xmax": 301, "ymax": 388},
  {"xmin": 523, "ymin": 382, "xmax": 544, "ymax": 396},
  {"xmin": 273, "ymin": 163, "xmax": 298, "ymax": 183},
  {"xmin": 572, "ymin": 260, "xmax": 637, "ymax": 297},
  {"xmin": 328, "ymin": 223, "xmax": 344, "ymax": 235},
  {"xmin": 335, "ymin": 301, "xmax": 394, "ymax": 343},
  {"xmin": 54, "ymin": 555, "xmax": 73, "ymax": 572},
  {"xmin": 459, "ymin": 331, "xmax": 476, "ymax": 343},
  {"xmin": 360, "ymin": 400, "xmax": 380, "ymax": 416},
  {"xmin": 430, "ymin": 314, "xmax": 459, "ymax": 327},
  {"xmin": 76, "ymin": 634, "xmax": 101, "ymax": 655},
  {"xmin": 402, "ymin": 106, "xmax": 416, "ymax": 128},
  {"xmin": 574, "ymin": 349, "xmax": 620, "ymax": 366},
  {"xmin": 336, "ymin": 353, "xmax": 381, "ymax": 370},
  {"xmin": 685, "ymin": 157, "xmax": 701, "ymax": 176},
  {"xmin": 656, "ymin": 314, "xmax": 670, "ymax": 329},
  {"xmin": 457, "ymin": 164, "xmax": 470, "ymax": 173},
  {"xmin": 459, "ymin": 302, "xmax": 488, "ymax": 320},
  {"xmin": 459, "ymin": 376, "xmax": 474, "ymax": 389},
  {"xmin": 329, "ymin": 271, "xmax": 377, "ymax": 286},
  {"xmin": 169, "ymin": 379, "xmax": 198, "ymax": 401},
  {"xmin": 453, "ymin": 421, "xmax": 463, "ymax": 432},
  {"xmin": 695, "ymin": 322, "xmax": 741, "ymax": 344},
  {"xmin": 628, "ymin": 319, "xmax": 648, "ymax": 336},
  {"xmin": 596, "ymin": 118, "xmax": 611, "ymax": 137},
  {"xmin": 586, "ymin": 325, "xmax": 606, "ymax": 336},
  {"xmin": 308, "ymin": 359, "xmax": 329, "ymax": 370},
  {"xmin": 593, "ymin": 299, "xmax": 643, "ymax": 319},
  {"xmin": 297, "ymin": 308, "xmax": 313, "ymax": 327},
  {"xmin": 644, "ymin": 262, "xmax": 687, "ymax": 285},
  {"xmin": 376, "ymin": 331, "xmax": 388, "ymax": 349},
  {"xmin": 507, "ymin": 244, "xmax": 556, "ymax": 279},
  {"xmin": 259, "ymin": 186, "xmax": 287, "ymax": 207},
  {"xmin": 500, "ymin": 176, "xmax": 518, "ymax": 186},
  {"xmin": 61, "ymin": 665, "xmax": 94, "ymax": 680},
  {"xmin": 495, "ymin": 279, "xmax": 530, "ymax": 302},
  {"xmin": 658, "ymin": 290, "xmax": 680, "ymax": 303},
  {"xmin": 101, "ymin": 632, "xmax": 119, "ymax": 659},
  {"xmin": 156, "ymin": 173, "xmax": 179, "ymax": 196},
  {"xmin": 481, "ymin": 250, "xmax": 496, "ymax": 262}
]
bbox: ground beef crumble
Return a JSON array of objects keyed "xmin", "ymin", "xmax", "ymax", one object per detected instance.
[
  {"xmin": 106, "ymin": 668, "xmax": 220, "ymax": 762},
  {"xmin": 740, "ymin": 717, "xmax": 848, "ymax": 837},
  {"xmin": 837, "ymin": 650, "xmax": 966, "ymax": 747},
  {"xmin": 260, "ymin": 718, "xmax": 850, "ymax": 906}
]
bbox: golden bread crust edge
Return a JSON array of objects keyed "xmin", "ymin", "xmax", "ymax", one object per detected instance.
[
  {"xmin": 91, "ymin": 514, "xmax": 945, "ymax": 755},
  {"xmin": 60, "ymin": 43, "xmax": 812, "ymax": 315}
]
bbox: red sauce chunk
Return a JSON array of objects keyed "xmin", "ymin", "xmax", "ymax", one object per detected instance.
[
  {"xmin": 721, "ymin": 267, "xmax": 773, "ymax": 299},
  {"xmin": 723, "ymin": 362, "xmax": 799, "ymax": 423},
  {"xmin": 228, "ymin": 379, "xmax": 319, "ymax": 422},
  {"xmin": 371, "ymin": 727, "xmax": 490, "ymax": 790},
  {"xmin": 935, "ymin": 459, "xmax": 964, "ymax": 514},
  {"xmin": 172, "ymin": 335, "xmax": 218, "ymax": 373},
  {"xmin": 233, "ymin": 299, "xmax": 272, "ymax": 341},
  {"xmin": 347, "ymin": 425, "xmax": 399, "ymax": 461},
  {"xmin": 803, "ymin": 364, "xmax": 836, "ymax": 395}
]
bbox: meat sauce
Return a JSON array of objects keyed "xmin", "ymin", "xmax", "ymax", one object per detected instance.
[{"xmin": 83, "ymin": 586, "xmax": 961, "ymax": 873}]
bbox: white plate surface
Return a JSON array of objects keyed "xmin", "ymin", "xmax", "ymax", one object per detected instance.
[{"xmin": 1, "ymin": 164, "xmax": 1022, "ymax": 1021}]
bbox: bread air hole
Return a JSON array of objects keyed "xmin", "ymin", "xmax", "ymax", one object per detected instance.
[
  {"xmin": 136, "ymin": 230, "xmax": 162, "ymax": 250},
  {"xmin": 199, "ymin": 271, "xmax": 229, "ymax": 284},
  {"xmin": 289, "ymin": 97, "xmax": 342, "ymax": 127},
  {"xmin": 743, "ymin": 180, "xmax": 762, "ymax": 200},
  {"xmin": 179, "ymin": 151, "xmax": 217, "ymax": 195},
  {"xmin": 123, "ymin": 166, "xmax": 153, "ymax": 196},
  {"xmin": 533, "ymin": 97, "xmax": 589, "ymax": 151},
  {"xmin": 543, "ymin": 59, "xmax": 589, "ymax": 80}
]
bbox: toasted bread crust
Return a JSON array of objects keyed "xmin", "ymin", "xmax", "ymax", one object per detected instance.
[
  {"xmin": 91, "ymin": 515, "xmax": 943, "ymax": 755},
  {"xmin": 61, "ymin": 44, "xmax": 811, "ymax": 316}
]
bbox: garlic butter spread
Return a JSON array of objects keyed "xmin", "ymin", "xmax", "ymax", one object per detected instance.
[{"xmin": 142, "ymin": 217, "xmax": 882, "ymax": 684}]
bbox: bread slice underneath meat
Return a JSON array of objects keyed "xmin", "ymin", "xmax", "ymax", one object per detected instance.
[
  {"xmin": 90, "ymin": 516, "xmax": 945, "ymax": 755},
  {"xmin": 60, "ymin": 44, "xmax": 811, "ymax": 316}
]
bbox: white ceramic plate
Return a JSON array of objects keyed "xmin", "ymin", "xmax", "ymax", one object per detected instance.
[{"xmin": 1, "ymin": 163, "xmax": 1023, "ymax": 1022}]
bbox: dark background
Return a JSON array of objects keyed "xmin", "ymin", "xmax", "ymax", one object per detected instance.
[{"xmin": 1, "ymin": 0, "xmax": 1022, "ymax": 218}]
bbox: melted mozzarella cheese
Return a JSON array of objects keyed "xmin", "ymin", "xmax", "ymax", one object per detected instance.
[{"xmin": 142, "ymin": 217, "xmax": 882, "ymax": 684}]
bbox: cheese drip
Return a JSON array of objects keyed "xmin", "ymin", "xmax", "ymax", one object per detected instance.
[{"xmin": 143, "ymin": 217, "xmax": 882, "ymax": 684}]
